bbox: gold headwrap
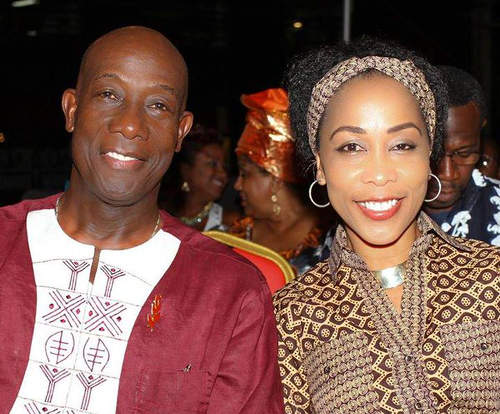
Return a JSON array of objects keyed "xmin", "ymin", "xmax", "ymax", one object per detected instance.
[
  {"xmin": 236, "ymin": 88, "xmax": 300, "ymax": 183},
  {"xmin": 307, "ymin": 56, "xmax": 437, "ymax": 154}
]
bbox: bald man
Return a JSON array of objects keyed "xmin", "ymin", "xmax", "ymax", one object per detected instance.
[{"xmin": 1, "ymin": 27, "xmax": 284, "ymax": 413}]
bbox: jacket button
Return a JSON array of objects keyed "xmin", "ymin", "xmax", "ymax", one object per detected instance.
[
  {"xmin": 324, "ymin": 366, "xmax": 331, "ymax": 374},
  {"xmin": 480, "ymin": 343, "xmax": 489, "ymax": 351},
  {"xmin": 405, "ymin": 355, "xmax": 413, "ymax": 363},
  {"xmin": 414, "ymin": 402, "xmax": 423, "ymax": 410}
]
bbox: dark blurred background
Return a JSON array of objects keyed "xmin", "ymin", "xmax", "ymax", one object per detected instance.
[{"xmin": 0, "ymin": 0, "xmax": 498, "ymax": 205}]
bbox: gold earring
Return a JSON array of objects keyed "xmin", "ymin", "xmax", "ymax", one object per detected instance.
[
  {"xmin": 181, "ymin": 181, "xmax": 190, "ymax": 192},
  {"xmin": 271, "ymin": 193, "xmax": 281, "ymax": 216}
]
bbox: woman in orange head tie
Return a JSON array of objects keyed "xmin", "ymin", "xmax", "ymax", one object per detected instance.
[{"xmin": 231, "ymin": 88, "xmax": 328, "ymax": 275}]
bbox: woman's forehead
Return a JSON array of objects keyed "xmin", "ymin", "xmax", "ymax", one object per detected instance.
[{"xmin": 323, "ymin": 75, "xmax": 426, "ymax": 128}]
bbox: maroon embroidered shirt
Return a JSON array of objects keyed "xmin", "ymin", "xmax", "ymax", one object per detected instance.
[{"xmin": 0, "ymin": 195, "xmax": 284, "ymax": 413}]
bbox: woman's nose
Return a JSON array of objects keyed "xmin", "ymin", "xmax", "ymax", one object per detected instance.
[{"xmin": 361, "ymin": 152, "xmax": 397, "ymax": 186}]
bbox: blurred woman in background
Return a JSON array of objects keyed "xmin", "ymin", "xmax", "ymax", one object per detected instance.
[
  {"xmin": 231, "ymin": 88, "xmax": 330, "ymax": 274},
  {"xmin": 160, "ymin": 125, "xmax": 239, "ymax": 231}
]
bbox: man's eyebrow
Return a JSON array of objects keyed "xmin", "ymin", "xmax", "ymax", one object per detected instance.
[
  {"xmin": 387, "ymin": 122, "xmax": 422, "ymax": 135},
  {"xmin": 159, "ymin": 84, "xmax": 179, "ymax": 98},
  {"xmin": 329, "ymin": 126, "xmax": 366, "ymax": 140},
  {"xmin": 94, "ymin": 73, "xmax": 119, "ymax": 81}
]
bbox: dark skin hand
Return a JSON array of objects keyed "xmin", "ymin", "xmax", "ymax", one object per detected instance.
[{"xmin": 59, "ymin": 26, "xmax": 193, "ymax": 250}]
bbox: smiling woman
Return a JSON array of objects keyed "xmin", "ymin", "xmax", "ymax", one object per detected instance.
[
  {"xmin": 159, "ymin": 124, "xmax": 240, "ymax": 231},
  {"xmin": 230, "ymin": 88, "xmax": 329, "ymax": 275},
  {"xmin": 273, "ymin": 37, "xmax": 500, "ymax": 413}
]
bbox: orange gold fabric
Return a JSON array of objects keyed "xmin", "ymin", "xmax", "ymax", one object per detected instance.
[{"xmin": 236, "ymin": 88, "xmax": 300, "ymax": 183}]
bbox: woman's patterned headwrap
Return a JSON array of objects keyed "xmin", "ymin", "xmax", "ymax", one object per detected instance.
[
  {"xmin": 306, "ymin": 56, "xmax": 437, "ymax": 154},
  {"xmin": 236, "ymin": 88, "xmax": 300, "ymax": 183}
]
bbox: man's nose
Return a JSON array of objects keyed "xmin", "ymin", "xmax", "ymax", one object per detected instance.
[
  {"xmin": 109, "ymin": 103, "xmax": 148, "ymax": 140},
  {"xmin": 435, "ymin": 154, "xmax": 458, "ymax": 181}
]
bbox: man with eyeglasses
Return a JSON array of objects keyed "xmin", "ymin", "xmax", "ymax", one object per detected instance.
[{"xmin": 424, "ymin": 65, "xmax": 500, "ymax": 245}]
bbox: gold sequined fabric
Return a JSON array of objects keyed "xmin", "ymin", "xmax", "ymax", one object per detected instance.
[
  {"xmin": 236, "ymin": 88, "xmax": 300, "ymax": 184},
  {"xmin": 306, "ymin": 56, "xmax": 437, "ymax": 154},
  {"xmin": 273, "ymin": 213, "xmax": 500, "ymax": 413}
]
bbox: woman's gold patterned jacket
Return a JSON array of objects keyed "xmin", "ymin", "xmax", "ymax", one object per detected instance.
[{"xmin": 273, "ymin": 213, "xmax": 499, "ymax": 413}]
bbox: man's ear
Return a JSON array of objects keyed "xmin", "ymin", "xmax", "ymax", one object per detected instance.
[
  {"xmin": 175, "ymin": 111, "xmax": 194, "ymax": 152},
  {"xmin": 315, "ymin": 153, "xmax": 327, "ymax": 185},
  {"xmin": 62, "ymin": 88, "xmax": 77, "ymax": 133}
]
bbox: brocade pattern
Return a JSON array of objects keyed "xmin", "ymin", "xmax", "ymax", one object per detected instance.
[{"xmin": 273, "ymin": 213, "xmax": 500, "ymax": 413}]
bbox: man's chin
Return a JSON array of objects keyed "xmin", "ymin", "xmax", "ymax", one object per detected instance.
[{"xmin": 425, "ymin": 193, "xmax": 460, "ymax": 211}]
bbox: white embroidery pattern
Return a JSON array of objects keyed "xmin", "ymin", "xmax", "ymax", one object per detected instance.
[
  {"xmin": 10, "ymin": 209, "xmax": 180, "ymax": 414},
  {"xmin": 472, "ymin": 169, "xmax": 487, "ymax": 187},
  {"xmin": 442, "ymin": 210, "xmax": 472, "ymax": 238}
]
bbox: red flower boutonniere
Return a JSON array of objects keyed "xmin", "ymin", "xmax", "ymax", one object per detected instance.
[{"xmin": 146, "ymin": 294, "xmax": 162, "ymax": 331}]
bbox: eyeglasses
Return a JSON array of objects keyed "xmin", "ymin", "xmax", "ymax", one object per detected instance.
[{"xmin": 442, "ymin": 150, "xmax": 480, "ymax": 166}]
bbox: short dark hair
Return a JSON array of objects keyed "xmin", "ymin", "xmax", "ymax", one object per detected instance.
[
  {"xmin": 159, "ymin": 124, "xmax": 223, "ymax": 212},
  {"xmin": 437, "ymin": 65, "xmax": 487, "ymax": 123},
  {"xmin": 283, "ymin": 36, "xmax": 448, "ymax": 170},
  {"xmin": 177, "ymin": 124, "xmax": 223, "ymax": 165}
]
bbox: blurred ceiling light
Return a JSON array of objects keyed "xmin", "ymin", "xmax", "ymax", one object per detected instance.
[
  {"xmin": 12, "ymin": 0, "xmax": 39, "ymax": 7},
  {"xmin": 292, "ymin": 21, "xmax": 303, "ymax": 29}
]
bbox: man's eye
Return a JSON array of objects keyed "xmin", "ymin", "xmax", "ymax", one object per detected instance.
[
  {"xmin": 99, "ymin": 91, "xmax": 118, "ymax": 100},
  {"xmin": 456, "ymin": 151, "xmax": 474, "ymax": 158},
  {"xmin": 151, "ymin": 102, "xmax": 168, "ymax": 111},
  {"xmin": 338, "ymin": 143, "xmax": 364, "ymax": 153}
]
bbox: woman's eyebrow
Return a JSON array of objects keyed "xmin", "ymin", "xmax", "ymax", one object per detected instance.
[
  {"xmin": 329, "ymin": 126, "xmax": 366, "ymax": 141},
  {"xmin": 386, "ymin": 122, "xmax": 422, "ymax": 135}
]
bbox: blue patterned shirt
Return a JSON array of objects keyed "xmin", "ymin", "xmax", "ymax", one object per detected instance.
[{"xmin": 427, "ymin": 169, "xmax": 500, "ymax": 246}]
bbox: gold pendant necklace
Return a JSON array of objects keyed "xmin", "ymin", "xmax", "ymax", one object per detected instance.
[
  {"xmin": 373, "ymin": 261, "xmax": 407, "ymax": 289},
  {"xmin": 180, "ymin": 201, "xmax": 213, "ymax": 226}
]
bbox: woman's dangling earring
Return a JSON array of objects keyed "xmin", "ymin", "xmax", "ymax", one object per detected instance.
[
  {"xmin": 181, "ymin": 181, "xmax": 190, "ymax": 192},
  {"xmin": 271, "ymin": 193, "xmax": 281, "ymax": 216},
  {"xmin": 424, "ymin": 173, "xmax": 442, "ymax": 202},
  {"xmin": 308, "ymin": 180, "xmax": 330, "ymax": 208}
]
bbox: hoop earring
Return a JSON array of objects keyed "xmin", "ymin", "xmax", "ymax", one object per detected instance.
[
  {"xmin": 425, "ymin": 173, "xmax": 442, "ymax": 202},
  {"xmin": 308, "ymin": 180, "xmax": 330, "ymax": 208}
]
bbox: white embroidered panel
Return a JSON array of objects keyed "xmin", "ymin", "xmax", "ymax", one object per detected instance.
[{"xmin": 10, "ymin": 209, "xmax": 180, "ymax": 414}]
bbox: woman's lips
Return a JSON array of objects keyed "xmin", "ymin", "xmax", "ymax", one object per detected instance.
[{"xmin": 356, "ymin": 198, "xmax": 403, "ymax": 221}]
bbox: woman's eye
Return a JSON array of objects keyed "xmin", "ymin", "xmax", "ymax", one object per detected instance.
[
  {"xmin": 338, "ymin": 143, "xmax": 364, "ymax": 153},
  {"xmin": 392, "ymin": 143, "xmax": 416, "ymax": 151}
]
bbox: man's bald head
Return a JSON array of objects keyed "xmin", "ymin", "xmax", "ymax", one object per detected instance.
[
  {"xmin": 61, "ymin": 25, "xmax": 194, "ymax": 209},
  {"xmin": 77, "ymin": 26, "xmax": 189, "ymax": 110}
]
